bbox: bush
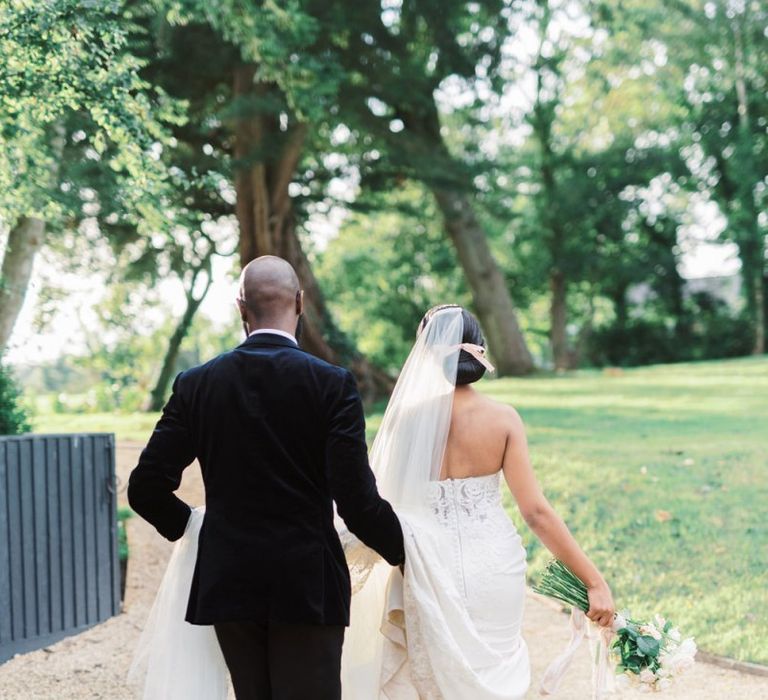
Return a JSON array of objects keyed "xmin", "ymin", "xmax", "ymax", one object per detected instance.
[
  {"xmin": 587, "ymin": 319, "xmax": 679, "ymax": 367},
  {"xmin": 0, "ymin": 364, "xmax": 31, "ymax": 435},
  {"xmin": 587, "ymin": 309, "xmax": 754, "ymax": 367},
  {"xmin": 117, "ymin": 507, "xmax": 133, "ymax": 602}
]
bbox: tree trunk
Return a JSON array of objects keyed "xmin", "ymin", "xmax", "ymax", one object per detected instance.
[
  {"xmin": 528, "ymin": 48, "xmax": 574, "ymax": 374},
  {"xmin": 430, "ymin": 189, "xmax": 535, "ymax": 375},
  {"xmin": 402, "ymin": 98, "xmax": 534, "ymax": 375},
  {"xmin": 232, "ymin": 64, "xmax": 392, "ymax": 400},
  {"xmin": 549, "ymin": 270, "xmax": 570, "ymax": 371},
  {"xmin": 730, "ymin": 13, "xmax": 765, "ymax": 354},
  {"xmin": 0, "ymin": 217, "xmax": 46, "ymax": 354},
  {"xmin": 147, "ymin": 266, "xmax": 213, "ymax": 411},
  {"xmin": 612, "ymin": 287, "xmax": 629, "ymax": 329},
  {"xmin": 755, "ymin": 279, "xmax": 765, "ymax": 355},
  {"xmin": 573, "ymin": 291, "xmax": 596, "ymax": 367},
  {"xmin": 762, "ymin": 272, "xmax": 768, "ymax": 351}
]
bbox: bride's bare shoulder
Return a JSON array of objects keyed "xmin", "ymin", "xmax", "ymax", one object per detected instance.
[{"xmin": 476, "ymin": 394, "xmax": 525, "ymax": 433}]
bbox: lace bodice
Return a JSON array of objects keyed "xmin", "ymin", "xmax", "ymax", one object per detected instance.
[{"xmin": 428, "ymin": 472, "xmax": 503, "ymax": 525}]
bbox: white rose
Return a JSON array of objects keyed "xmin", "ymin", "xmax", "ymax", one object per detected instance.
[
  {"xmin": 639, "ymin": 668, "xmax": 657, "ymax": 684},
  {"xmin": 657, "ymin": 667, "xmax": 670, "ymax": 678},
  {"xmin": 613, "ymin": 614, "xmax": 628, "ymax": 631},
  {"xmin": 669, "ymin": 627, "xmax": 681, "ymax": 642},
  {"xmin": 659, "ymin": 652, "xmax": 673, "ymax": 669},
  {"xmin": 657, "ymin": 678, "xmax": 672, "ymax": 691},
  {"xmin": 638, "ymin": 683, "xmax": 652, "ymax": 693},
  {"xmin": 670, "ymin": 654, "xmax": 695, "ymax": 675},
  {"xmin": 678, "ymin": 637, "xmax": 697, "ymax": 657},
  {"xmin": 640, "ymin": 624, "xmax": 662, "ymax": 640}
]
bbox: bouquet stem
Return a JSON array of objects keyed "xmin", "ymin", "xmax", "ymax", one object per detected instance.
[{"xmin": 532, "ymin": 559, "xmax": 590, "ymax": 613}]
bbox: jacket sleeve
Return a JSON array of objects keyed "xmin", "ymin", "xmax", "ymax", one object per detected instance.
[
  {"xmin": 327, "ymin": 369, "xmax": 404, "ymax": 566},
  {"xmin": 127, "ymin": 373, "xmax": 194, "ymax": 541}
]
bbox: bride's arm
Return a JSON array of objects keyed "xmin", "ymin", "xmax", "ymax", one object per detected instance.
[{"xmin": 501, "ymin": 407, "xmax": 615, "ymax": 627}]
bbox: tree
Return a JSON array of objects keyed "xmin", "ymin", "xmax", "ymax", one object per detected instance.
[
  {"xmin": 593, "ymin": 0, "xmax": 768, "ymax": 353},
  {"xmin": 494, "ymin": 0, "xmax": 687, "ymax": 368},
  {"xmin": 121, "ymin": 223, "xmax": 233, "ymax": 412},
  {"xmin": 0, "ymin": 0, "xmax": 180, "ymax": 354},
  {"xmin": 680, "ymin": 1, "xmax": 768, "ymax": 353},
  {"xmin": 145, "ymin": 5, "xmax": 394, "ymax": 398},
  {"xmin": 333, "ymin": 0, "xmax": 536, "ymax": 374}
]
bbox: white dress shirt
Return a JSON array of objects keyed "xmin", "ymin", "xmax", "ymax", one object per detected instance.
[{"xmin": 248, "ymin": 328, "xmax": 298, "ymax": 345}]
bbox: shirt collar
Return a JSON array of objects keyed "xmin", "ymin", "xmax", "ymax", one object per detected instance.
[{"xmin": 248, "ymin": 328, "xmax": 298, "ymax": 345}]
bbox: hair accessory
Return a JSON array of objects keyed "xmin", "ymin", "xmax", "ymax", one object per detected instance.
[{"xmin": 457, "ymin": 343, "xmax": 495, "ymax": 373}]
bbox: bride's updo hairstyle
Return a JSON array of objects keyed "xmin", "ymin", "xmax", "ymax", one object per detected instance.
[{"xmin": 418, "ymin": 304, "xmax": 487, "ymax": 385}]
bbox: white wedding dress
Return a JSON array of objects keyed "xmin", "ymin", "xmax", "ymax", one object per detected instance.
[{"xmin": 374, "ymin": 473, "xmax": 530, "ymax": 699}]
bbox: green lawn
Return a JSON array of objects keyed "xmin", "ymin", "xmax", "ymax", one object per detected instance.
[
  {"xmin": 478, "ymin": 356, "xmax": 767, "ymax": 664},
  {"xmin": 31, "ymin": 356, "xmax": 767, "ymax": 663},
  {"xmin": 32, "ymin": 410, "xmax": 161, "ymax": 442}
]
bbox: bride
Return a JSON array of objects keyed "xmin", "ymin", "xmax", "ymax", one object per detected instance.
[
  {"xmin": 129, "ymin": 304, "xmax": 614, "ymax": 699},
  {"xmin": 340, "ymin": 304, "xmax": 614, "ymax": 699}
]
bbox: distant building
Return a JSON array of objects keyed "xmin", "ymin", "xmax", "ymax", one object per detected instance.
[
  {"xmin": 627, "ymin": 273, "xmax": 742, "ymax": 312},
  {"xmin": 683, "ymin": 274, "xmax": 742, "ymax": 310}
]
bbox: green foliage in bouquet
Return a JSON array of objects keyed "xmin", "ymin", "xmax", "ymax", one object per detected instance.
[{"xmin": 613, "ymin": 616, "xmax": 662, "ymax": 675}]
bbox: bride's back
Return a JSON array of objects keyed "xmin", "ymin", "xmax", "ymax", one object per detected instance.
[{"xmin": 440, "ymin": 385, "xmax": 512, "ymax": 480}]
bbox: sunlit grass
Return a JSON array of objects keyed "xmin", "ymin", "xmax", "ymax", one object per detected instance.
[
  {"xmin": 481, "ymin": 356, "xmax": 767, "ymax": 664},
  {"xmin": 31, "ymin": 410, "xmax": 160, "ymax": 443}
]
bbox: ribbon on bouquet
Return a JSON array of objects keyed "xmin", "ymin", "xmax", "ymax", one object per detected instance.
[
  {"xmin": 540, "ymin": 608, "xmax": 615, "ymax": 700},
  {"xmin": 455, "ymin": 342, "xmax": 496, "ymax": 373}
]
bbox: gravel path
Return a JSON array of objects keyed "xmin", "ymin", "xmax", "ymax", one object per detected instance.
[{"xmin": 0, "ymin": 442, "xmax": 765, "ymax": 699}]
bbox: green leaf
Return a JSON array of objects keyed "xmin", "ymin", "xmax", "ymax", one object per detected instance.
[{"xmin": 636, "ymin": 635, "xmax": 661, "ymax": 658}]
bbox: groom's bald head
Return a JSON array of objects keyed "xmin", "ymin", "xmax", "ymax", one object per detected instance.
[{"xmin": 237, "ymin": 256, "xmax": 303, "ymax": 335}]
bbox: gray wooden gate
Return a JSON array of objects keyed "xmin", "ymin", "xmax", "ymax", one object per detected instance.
[{"xmin": 0, "ymin": 433, "xmax": 120, "ymax": 663}]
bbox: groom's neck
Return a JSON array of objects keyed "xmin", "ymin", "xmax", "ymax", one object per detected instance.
[{"xmin": 246, "ymin": 316, "xmax": 299, "ymax": 337}]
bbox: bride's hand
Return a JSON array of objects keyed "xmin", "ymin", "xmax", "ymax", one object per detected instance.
[{"xmin": 586, "ymin": 582, "xmax": 615, "ymax": 628}]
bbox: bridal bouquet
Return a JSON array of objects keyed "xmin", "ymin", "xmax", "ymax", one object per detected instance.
[{"xmin": 533, "ymin": 560, "xmax": 697, "ymax": 693}]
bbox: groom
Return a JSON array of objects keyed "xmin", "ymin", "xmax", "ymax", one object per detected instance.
[{"xmin": 128, "ymin": 255, "xmax": 405, "ymax": 700}]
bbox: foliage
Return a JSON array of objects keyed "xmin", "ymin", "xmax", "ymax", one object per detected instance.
[
  {"xmin": 592, "ymin": 0, "xmax": 768, "ymax": 351},
  {"xmin": 24, "ymin": 302, "xmax": 241, "ymax": 416},
  {"xmin": 0, "ymin": 363, "xmax": 30, "ymax": 435},
  {"xmin": 587, "ymin": 292, "xmax": 754, "ymax": 367},
  {"xmin": 0, "ymin": 0, "xmax": 182, "ymax": 226},
  {"xmin": 4, "ymin": 0, "xmax": 765, "ymax": 437},
  {"xmin": 317, "ymin": 185, "xmax": 469, "ymax": 372},
  {"xmin": 117, "ymin": 506, "xmax": 132, "ymax": 561}
]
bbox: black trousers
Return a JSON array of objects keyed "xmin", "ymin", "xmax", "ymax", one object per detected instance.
[{"xmin": 214, "ymin": 621, "xmax": 345, "ymax": 700}]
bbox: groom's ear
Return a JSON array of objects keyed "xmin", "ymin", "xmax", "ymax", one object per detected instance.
[
  {"xmin": 296, "ymin": 290, "xmax": 304, "ymax": 316},
  {"xmin": 236, "ymin": 297, "xmax": 248, "ymax": 322}
]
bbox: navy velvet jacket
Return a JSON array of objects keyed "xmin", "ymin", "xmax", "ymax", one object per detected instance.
[{"xmin": 127, "ymin": 333, "xmax": 404, "ymax": 626}]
